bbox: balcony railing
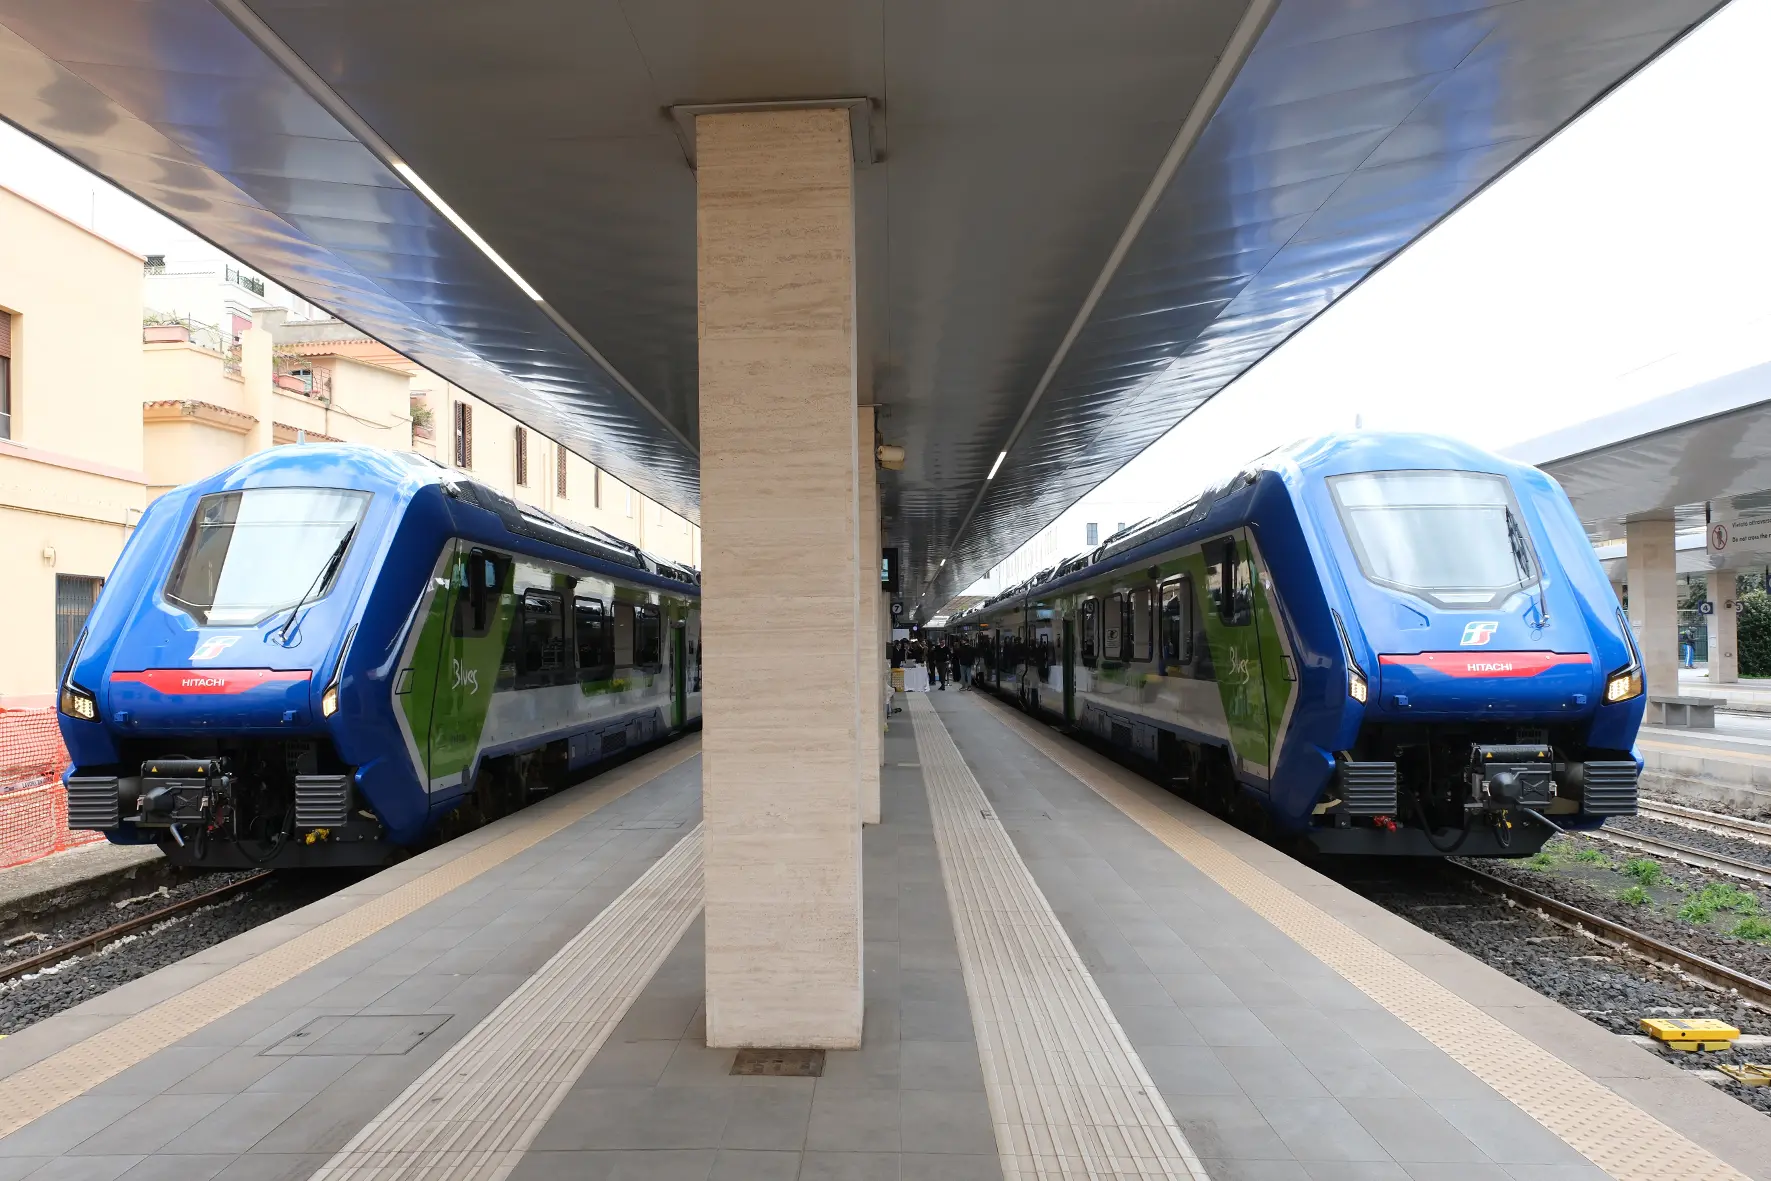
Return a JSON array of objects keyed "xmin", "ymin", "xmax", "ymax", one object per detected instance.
[
  {"xmin": 224, "ymin": 265, "xmax": 265, "ymax": 297},
  {"xmin": 274, "ymin": 363, "xmax": 332, "ymax": 401}
]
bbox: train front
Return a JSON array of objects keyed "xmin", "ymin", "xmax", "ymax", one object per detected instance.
[
  {"xmin": 1292, "ymin": 436, "xmax": 1643, "ymax": 856},
  {"xmin": 55, "ymin": 448, "xmax": 416, "ymax": 867}
]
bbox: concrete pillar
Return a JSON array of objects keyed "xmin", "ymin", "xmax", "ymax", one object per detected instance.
[
  {"xmin": 1625, "ymin": 517, "xmax": 1678, "ymax": 700},
  {"xmin": 698, "ymin": 108, "xmax": 863, "ymax": 1049},
  {"xmin": 1708, "ymin": 569, "xmax": 1739, "ymax": 683},
  {"xmin": 858, "ymin": 406, "xmax": 882, "ymax": 824},
  {"xmin": 240, "ymin": 308, "xmax": 283, "ymax": 454}
]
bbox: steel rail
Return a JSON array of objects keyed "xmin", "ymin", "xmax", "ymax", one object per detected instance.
[
  {"xmin": 1450, "ymin": 863, "xmax": 1771, "ymax": 1011},
  {"xmin": 1584, "ymin": 828, "xmax": 1771, "ymax": 890},
  {"xmin": 1637, "ymin": 799, "xmax": 1771, "ymax": 845},
  {"xmin": 0, "ymin": 872, "xmax": 272, "ymax": 984}
]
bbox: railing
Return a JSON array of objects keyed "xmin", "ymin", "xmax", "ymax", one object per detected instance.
[
  {"xmin": 274, "ymin": 362, "xmax": 332, "ymax": 401},
  {"xmin": 225, "ymin": 264, "xmax": 266, "ymax": 297}
]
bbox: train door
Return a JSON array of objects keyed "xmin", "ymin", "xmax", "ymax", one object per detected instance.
[
  {"xmin": 430, "ymin": 545, "xmax": 515, "ymax": 798},
  {"xmin": 1204, "ymin": 530, "xmax": 1273, "ymax": 782},
  {"xmin": 671, "ymin": 621, "xmax": 687, "ymax": 729},
  {"xmin": 1062, "ymin": 618, "xmax": 1076, "ymax": 723}
]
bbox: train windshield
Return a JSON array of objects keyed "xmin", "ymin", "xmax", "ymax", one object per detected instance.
[
  {"xmin": 1329, "ymin": 470, "xmax": 1536, "ymax": 607},
  {"xmin": 166, "ymin": 488, "xmax": 370, "ymax": 626}
]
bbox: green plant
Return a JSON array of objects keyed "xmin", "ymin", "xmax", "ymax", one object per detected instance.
[
  {"xmin": 1572, "ymin": 847, "xmax": 1610, "ymax": 866},
  {"xmin": 1618, "ymin": 885, "xmax": 1651, "ymax": 906},
  {"xmin": 1623, "ymin": 859, "xmax": 1663, "ymax": 886},
  {"xmin": 1678, "ymin": 881, "xmax": 1762, "ymax": 924},
  {"xmin": 1738, "ymin": 588, "xmax": 1771, "ymax": 677},
  {"xmin": 1525, "ymin": 851, "xmax": 1556, "ymax": 870},
  {"xmin": 1733, "ymin": 915, "xmax": 1771, "ymax": 942}
]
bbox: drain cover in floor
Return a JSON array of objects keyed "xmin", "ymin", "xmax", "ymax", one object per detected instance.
[
  {"xmin": 731, "ymin": 1048, "xmax": 825, "ymax": 1077},
  {"xmin": 264, "ymin": 1013, "xmax": 451, "ymax": 1057}
]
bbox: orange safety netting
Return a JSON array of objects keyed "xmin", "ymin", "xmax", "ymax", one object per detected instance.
[{"xmin": 0, "ymin": 708, "xmax": 104, "ymax": 869}]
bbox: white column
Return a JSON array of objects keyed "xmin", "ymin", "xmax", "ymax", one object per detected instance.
[
  {"xmin": 858, "ymin": 406, "xmax": 882, "ymax": 824},
  {"xmin": 1708, "ymin": 569, "xmax": 1739, "ymax": 684},
  {"xmin": 698, "ymin": 107, "xmax": 863, "ymax": 1049},
  {"xmin": 240, "ymin": 307, "xmax": 283, "ymax": 454},
  {"xmin": 1625, "ymin": 517, "xmax": 1678, "ymax": 700}
]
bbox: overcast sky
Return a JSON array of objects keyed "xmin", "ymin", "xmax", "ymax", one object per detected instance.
[{"xmin": 958, "ymin": 0, "xmax": 1771, "ymax": 602}]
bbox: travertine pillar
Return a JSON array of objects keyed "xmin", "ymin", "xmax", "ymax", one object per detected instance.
[
  {"xmin": 698, "ymin": 108, "xmax": 863, "ymax": 1049},
  {"xmin": 1708, "ymin": 569, "xmax": 1739, "ymax": 683},
  {"xmin": 1625, "ymin": 517, "xmax": 1678, "ymax": 700},
  {"xmin": 240, "ymin": 308, "xmax": 283, "ymax": 455},
  {"xmin": 858, "ymin": 406, "xmax": 882, "ymax": 824}
]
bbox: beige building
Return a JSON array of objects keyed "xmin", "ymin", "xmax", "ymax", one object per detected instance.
[
  {"xmin": 0, "ymin": 184, "xmax": 698, "ymax": 707},
  {"xmin": 0, "ymin": 185, "xmax": 147, "ymax": 708}
]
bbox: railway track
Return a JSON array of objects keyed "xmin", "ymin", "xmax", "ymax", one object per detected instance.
[
  {"xmin": 1450, "ymin": 862, "xmax": 1771, "ymax": 1011},
  {"xmin": 1585, "ymin": 826, "xmax": 1771, "ymax": 889},
  {"xmin": 1638, "ymin": 799, "xmax": 1771, "ymax": 846}
]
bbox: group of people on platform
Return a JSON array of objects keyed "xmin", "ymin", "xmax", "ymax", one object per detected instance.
[{"xmin": 890, "ymin": 636, "xmax": 978, "ymax": 691}]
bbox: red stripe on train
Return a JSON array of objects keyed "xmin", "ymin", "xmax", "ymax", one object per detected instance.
[
  {"xmin": 110, "ymin": 669, "xmax": 312, "ymax": 695},
  {"xmin": 1377, "ymin": 652, "xmax": 1593, "ymax": 678}
]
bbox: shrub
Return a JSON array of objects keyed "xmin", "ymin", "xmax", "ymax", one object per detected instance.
[
  {"xmin": 1677, "ymin": 881, "xmax": 1761, "ymax": 924},
  {"xmin": 1619, "ymin": 885, "xmax": 1652, "ymax": 906},
  {"xmin": 1738, "ymin": 589, "xmax": 1771, "ymax": 677},
  {"xmin": 1623, "ymin": 859, "xmax": 1663, "ymax": 886}
]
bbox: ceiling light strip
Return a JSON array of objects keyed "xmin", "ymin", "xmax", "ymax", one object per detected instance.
[
  {"xmin": 932, "ymin": 0, "xmax": 1277, "ymax": 586},
  {"xmin": 206, "ymin": 0, "xmax": 697, "ymax": 459}
]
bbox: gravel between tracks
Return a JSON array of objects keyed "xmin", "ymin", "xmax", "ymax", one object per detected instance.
[
  {"xmin": 1607, "ymin": 813, "xmax": 1771, "ymax": 870},
  {"xmin": 0, "ymin": 871, "xmax": 356, "ymax": 1035}
]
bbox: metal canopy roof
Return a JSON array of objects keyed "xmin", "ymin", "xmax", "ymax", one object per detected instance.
[{"xmin": 0, "ymin": 0, "xmax": 1723, "ymax": 614}]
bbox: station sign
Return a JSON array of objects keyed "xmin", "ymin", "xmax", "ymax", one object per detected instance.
[
  {"xmin": 1707, "ymin": 514, "xmax": 1771, "ymax": 568},
  {"xmin": 881, "ymin": 547, "xmax": 899, "ymax": 593}
]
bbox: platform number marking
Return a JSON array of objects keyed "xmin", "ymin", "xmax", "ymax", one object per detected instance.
[{"xmin": 1460, "ymin": 621, "xmax": 1499, "ymax": 647}]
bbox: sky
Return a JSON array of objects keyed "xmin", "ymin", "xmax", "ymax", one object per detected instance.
[{"xmin": 955, "ymin": 0, "xmax": 1771, "ymax": 606}]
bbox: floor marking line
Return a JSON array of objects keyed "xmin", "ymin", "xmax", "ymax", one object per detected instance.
[
  {"xmin": 909, "ymin": 695, "xmax": 1209, "ymax": 1181},
  {"xmin": 312, "ymin": 824, "xmax": 705, "ymax": 1180},
  {"xmin": 0, "ymin": 738, "xmax": 701, "ymax": 1142},
  {"xmin": 970, "ymin": 694, "xmax": 1752, "ymax": 1181}
]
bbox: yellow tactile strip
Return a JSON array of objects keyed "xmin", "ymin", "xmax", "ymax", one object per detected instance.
[
  {"xmin": 313, "ymin": 824, "xmax": 705, "ymax": 1180},
  {"xmin": 909, "ymin": 695, "xmax": 1208, "ymax": 1181},
  {"xmin": 0, "ymin": 738, "xmax": 701, "ymax": 1141},
  {"xmin": 970, "ymin": 696, "xmax": 1752, "ymax": 1181}
]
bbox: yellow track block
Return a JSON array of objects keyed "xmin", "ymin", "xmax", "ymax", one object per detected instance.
[
  {"xmin": 1640, "ymin": 1018, "xmax": 1741, "ymax": 1052},
  {"xmin": 1717, "ymin": 1063, "xmax": 1771, "ymax": 1087}
]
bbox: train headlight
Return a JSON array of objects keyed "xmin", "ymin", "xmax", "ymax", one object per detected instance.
[
  {"xmin": 1348, "ymin": 669, "xmax": 1368, "ymax": 704},
  {"xmin": 1604, "ymin": 668, "xmax": 1643, "ymax": 703},
  {"xmin": 321, "ymin": 684, "xmax": 340, "ymax": 718},
  {"xmin": 59, "ymin": 683, "xmax": 97, "ymax": 722}
]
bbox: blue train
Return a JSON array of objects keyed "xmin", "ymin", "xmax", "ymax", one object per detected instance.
[
  {"xmin": 56, "ymin": 445, "xmax": 700, "ymax": 868},
  {"xmin": 947, "ymin": 433, "xmax": 1644, "ymax": 856}
]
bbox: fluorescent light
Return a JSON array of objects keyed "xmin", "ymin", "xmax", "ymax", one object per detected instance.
[
  {"xmin": 939, "ymin": 558, "xmax": 946, "ymax": 567},
  {"xmin": 987, "ymin": 452, "xmax": 1006, "ymax": 479},
  {"xmin": 392, "ymin": 161, "xmax": 544, "ymax": 302}
]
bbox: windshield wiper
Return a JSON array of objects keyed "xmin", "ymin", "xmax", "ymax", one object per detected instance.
[
  {"xmin": 275, "ymin": 527, "xmax": 354, "ymax": 646},
  {"xmin": 1504, "ymin": 508, "xmax": 1548, "ymax": 626}
]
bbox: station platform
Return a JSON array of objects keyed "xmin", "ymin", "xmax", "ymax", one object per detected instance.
[{"xmin": 0, "ymin": 695, "xmax": 1766, "ymax": 1181}]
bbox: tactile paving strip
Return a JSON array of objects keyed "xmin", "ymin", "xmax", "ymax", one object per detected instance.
[
  {"xmin": 313, "ymin": 824, "xmax": 705, "ymax": 1180},
  {"xmin": 974, "ymin": 696, "xmax": 1753, "ymax": 1181},
  {"xmin": 0, "ymin": 738, "xmax": 701, "ymax": 1141},
  {"xmin": 909, "ymin": 695, "xmax": 1209, "ymax": 1181}
]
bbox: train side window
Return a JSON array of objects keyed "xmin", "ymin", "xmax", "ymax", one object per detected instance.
[
  {"xmin": 613, "ymin": 600, "xmax": 636, "ymax": 667},
  {"xmin": 1206, "ymin": 538, "xmax": 1252, "ymax": 627},
  {"xmin": 635, "ymin": 604, "xmax": 662, "ymax": 671},
  {"xmin": 517, "ymin": 590, "xmax": 567, "ymax": 685},
  {"xmin": 1131, "ymin": 587, "xmax": 1152, "ymax": 662},
  {"xmin": 1079, "ymin": 599, "xmax": 1098, "ymax": 667},
  {"xmin": 1160, "ymin": 578, "xmax": 1193, "ymax": 666},
  {"xmin": 453, "ymin": 549, "xmax": 508, "ymax": 638},
  {"xmin": 575, "ymin": 597, "xmax": 614, "ymax": 682}
]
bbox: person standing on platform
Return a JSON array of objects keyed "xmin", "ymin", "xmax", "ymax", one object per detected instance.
[{"xmin": 933, "ymin": 641, "xmax": 948, "ymax": 690}]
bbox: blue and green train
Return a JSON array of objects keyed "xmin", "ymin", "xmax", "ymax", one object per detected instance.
[
  {"xmin": 56, "ymin": 445, "xmax": 699, "ymax": 868},
  {"xmin": 948, "ymin": 433, "xmax": 1645, "ymax": 856}
]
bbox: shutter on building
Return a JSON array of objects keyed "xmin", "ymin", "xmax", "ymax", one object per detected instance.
[
  {"xmin": 556, "ymin": 444, "xmax": 568, "ymax": 497},
  {"xmin": 0, "ymin": 310, "xmax": 11, "ymax": 357},
  {"xmin": 515, "ymin": 426, "xmax": 528, "ymax": 485}
]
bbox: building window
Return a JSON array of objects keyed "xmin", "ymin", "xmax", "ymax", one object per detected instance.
[
  {"xmin": 55, "ymin": 575, "xmax": 103, "ymax": 683},
  {"xmin": 453, "ymin": 401, "xmax": 473, "ymax": 468},
  {"xmin": 0, "ymin": 310, "xmax": 12, "ymax": 440},
  {"xmin": 514, "ymin": 426, "xmax": 529, "ymax": 486},
  {"xmin": 1085, "ymin": 522, "xmax": 1098, "ymax": 547},
  {"xmin": 556, "ymin": 444, "xmax": 568, "ymax": 497}
]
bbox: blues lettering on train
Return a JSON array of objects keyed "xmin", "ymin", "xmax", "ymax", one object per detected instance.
[
  {"xmin": 55, "ymin": 445, "xmax": 700, "ymax": 868},
  {"xmin": 948, "ymin": 433, "xmax": 1643, "ymax": 856}
]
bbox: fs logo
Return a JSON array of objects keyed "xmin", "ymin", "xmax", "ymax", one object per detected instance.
[
  {"xmin": 191, "ymin": 635, "xmax": 240, "ymax": 661},
  {"xmin": 1460, "ymin": 621, "xmax": 1500, "ymax": 647}
]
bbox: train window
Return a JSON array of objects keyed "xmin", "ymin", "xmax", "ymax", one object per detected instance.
[
  {"xmin": 575, "ymin": 598, "xmax": 614, "ymax": 682},
  {"xmin": 1131, "ymin": 587, "xmax": 1152, "ymax": 662},
  {"xmin": 1103, "ymin": 595, "xmax": 1124, "ymax": 663},
  {"xmin": 1160, "ymin": 578, "xmax": 1193, "ymax": 666},
  {"xmin": 166, "ymin": 487, "xmax": 369, "ymax": 626},
  {"xmin": 453, "ymin": 549, "xmax": 509, "ymax": 638},
  {"xmin": 1079, "ymin": 599, "xmax": 1098, "ymax": 667},
  {"xmin": 613, "ymin": 600, "xmax": 636, "ymax": 667},
  {"xmin": 516, "ymin": 590, "xmax": 567, "ymax": 685},
  {"xmin": 1206, "ymin": 538, "xmax": 1252, "ymax": 627},
  {"xmin": 635, "ymin": 604, "xmax": 662, "ymax": 671},
  {"xmin": 1329, "ymin": 470, "xmax": 1538, "ymax": 607}
]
